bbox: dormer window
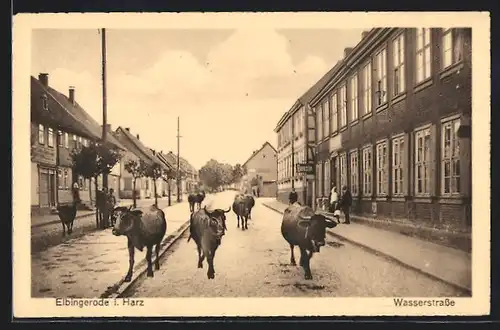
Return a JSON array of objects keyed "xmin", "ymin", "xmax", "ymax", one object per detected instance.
[{"xmin": 42, "ymin": 94, "xmax": 48, "ymax": 110}]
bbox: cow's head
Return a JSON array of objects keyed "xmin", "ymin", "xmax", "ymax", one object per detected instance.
[
  {"xmin": 297, "ymin": 214, "xmax": 337, "ymax": 252},
  {"xmin": 111, "ymin": 205, "xmax": 143, "ymax": 236},
  {"xmin": 204, "ymin": 206, "xmax": 231, "ymax": 240}
]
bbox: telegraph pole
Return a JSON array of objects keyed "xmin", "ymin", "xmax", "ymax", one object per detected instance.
[
  {"xmin": 176, "ymin": 116, "xmax": 182, "ymax": 203},
  {"xmin": 291, "ymin": 115, "xmax": 295, "ymax": 189},
  {"xmin": 101, "ymin": 28, "xmax": 108, "ymax": 228}
]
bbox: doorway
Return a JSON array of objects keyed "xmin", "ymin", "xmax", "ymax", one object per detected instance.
[
  {"xmin": 330, "ymin": 156, "xmax": 338, "ymax": 189},
  {"xmin": 39, "ymin": 167, "xmax": 56, "ymax": 208}
]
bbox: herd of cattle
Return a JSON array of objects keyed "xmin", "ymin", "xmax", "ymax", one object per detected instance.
[{"xmin": 108, "ymin": 191, "xmax": 340, "ymax": 283}]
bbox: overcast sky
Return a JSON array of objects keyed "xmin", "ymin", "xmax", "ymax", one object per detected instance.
[{"xmin": 32, "ymin": 28, "xmax": 363, "ymax": 169}]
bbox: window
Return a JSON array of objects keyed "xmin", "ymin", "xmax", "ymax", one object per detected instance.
[
  {"xmin": 415, "ymin": 127, "xmax": 431, "ymax": 195},
  {"xmin": 58, "ymin": 169, "xmax": 63, "ymax": 189},
  {"xmin": 362, "ymin": 147, "xmax": 373, "ymax": 196},
  {"xmin": 42, "ymin": 94, "xmax": 48, "ymax": 110},
  {"xmin": 63, "ymin": 169, "xmax": 69, "ymax": 189},
  {"xmin": 58, "ymin": 131, "xmax": 63, "ymax": 147},
  {"xmin": 64, "ymin": 132, "xmax": 69, "ymax": 148},
  {"xmin": 350, "ymin": 151, "xmax": 359, "ymax": 196},
  {"xmin": 331, "ymin": 93, "xmax": 338, "ymax": 133},
  {"xmin": 442, "ymin": 28, "xmax": 453, "ymax": 69},
  {"xmin": 350, "ymin": 74, "xmax": 359, "ymax": 122},
  {"xmin": 47, "ymin": 128, "xmax": 54, "ymax": 147},
  {"xmin": 83, "ymin": 139, "xmax": 88, "ymax": 147},
  {"xmin": 416, "ymin": 28, "xmax": 431, "ymax": 83},
  {"xmin": 442, "ymin": 117, "xmax": 461, "ymax": 194},
  {"xmin": 393, "ymin": 33, "xmax": 405, "ymax": 95},
  {"xmin": 339, "ymin": 85, "xmax": 347, "ymax": 127},
  {"xmin": 392, "ymin": 136, "xmax": 405, "ymax": 195},
  {"xmin": 72, "ymin": 134, "xmax": 77, "ymax": 148},
  {"xmin": 376, "ymin": 141, "xmax": 388, "ymax": 195},
  {"xmin": 38, "ymin": 124, "xmax": 44, "ymax": 144},
  {"xmin": 317, "ymin": 162, "xmax": 323, "ymax": 196},
  {"xmin": 323, "ymin": 99, "xmax": 330, "ymax": 138},
  {"xmin": 362, "ymin": 62, "xmax": 372, "ymax": 115},
  {"xmin": 316, "ymin": 106, "xmax": 323, "ymax": 140},
  {"xmin": 375, "ymin": 48, "xmax": 387, "ymax": 106},
  {"xmin": 339, "ymin": 153, "xmax": 347, "ymax": 189}
]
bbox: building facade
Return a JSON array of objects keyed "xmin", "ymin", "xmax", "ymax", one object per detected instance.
[
  {"xmin": 241, "ymin": 142, "xmax": 278, "ymax": 197},
  {"xmin": 308, "ymin": 28, "xmax": 472, "ymax": 232},
  {"xmin": 31, "ymin": 74, "xmax": 125, "ymax": 214}
]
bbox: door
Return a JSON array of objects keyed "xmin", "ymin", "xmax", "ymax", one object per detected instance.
[
  {"xmin": 331, "ymin": 156, "xmax": 338, "ymax": 189},
  {"xmin": 39, "ymin": 167, "xmax": 56, "ymax": 207}
]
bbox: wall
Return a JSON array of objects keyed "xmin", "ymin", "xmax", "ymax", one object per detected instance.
[
  {"xmin": 31, "ymin": 122, "xmax": 57, "ymax": 166},
  {"xmin": 31, "ymin": 162, "xmax": 39, "ymax": 206},
  {"xmin": 312, "ymin": 28, "xmax": 472, "ymax": 231},
  {"xmin": 245, "ymin": 144, "xmax": 278, "ymax": 183}
]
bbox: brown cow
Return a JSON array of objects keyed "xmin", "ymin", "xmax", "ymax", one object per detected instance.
[
  {"xmin": 112, "ymin": 204, "xmax": 167, "ymax": 281},
  {"xmin": 187, "ymin": 205, "xmax": 230, "ymax": 279}
]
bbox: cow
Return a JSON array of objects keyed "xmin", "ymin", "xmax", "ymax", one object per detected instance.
[
  {"xmin": 188, "ymin": 191, "xmax": 206, "ymax": 213},
  {"xmin": 232, "ymin": 194, "xmax": 252, "ymax": 230},
  {"xmin": 96, "ymin": 189, "xmax": 115, "ymax": 228},
  {"xmin": 187, "ymin": 205, "xmax": 231, "ymax": 279},
  {"xmin": 244, "ymin": 194, "xmax": 255, "ymax": 220},
  {"xmin": 281, "ymin": 204, "xmax": 338, "ymax": 280},
  {"xmin": 111, "ymin": 204, "xmax": 167, "ymax": 281}
]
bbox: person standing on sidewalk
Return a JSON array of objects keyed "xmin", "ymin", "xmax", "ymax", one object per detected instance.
[
  {"xmin": 289, "ymin": 188, "xmax": 298, "ymax": 205},
  {"xmin": 72, "ymin": 181, "xmax": 81, "ymax": 203},
  {"xmin": 340, "ymin": 185, "xmax": 352, "ymax": 224},
  {"xmin": 329, "ymin": 186, "xmax": 340, "ymax": 222}
]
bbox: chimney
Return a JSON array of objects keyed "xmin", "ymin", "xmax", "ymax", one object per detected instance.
[
  {"xmin": 69, "ymin": 86, "xmax": 75, "ymax": 104},
  {"xmin": 361, "ymin": 31, "xmax": 370, "ymax": 39},
  {"xmin": 344, "ymin": 47, "xmax": 354, "ymax": 58},
  {"xmin": 39, "ymin": 73, "xmax": 49, "ymax": 87},
  {"xmin": 125, "ymin": 127, "xmax": 130, "ymax": 132},
  {"xmin": 136, "ymin": 134, "xmax": 140, "ymax": 140}
]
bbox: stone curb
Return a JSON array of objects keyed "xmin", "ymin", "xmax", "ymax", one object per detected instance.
[
  {"xmin": 261, "ymin": 203, "xmax": 471, "ymax": 295},
  {"xmin": 100, "ymin": 219, "xmax": 191, "ymax": 299}
]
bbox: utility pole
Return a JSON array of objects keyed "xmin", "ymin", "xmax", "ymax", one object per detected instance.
[
  {"xmin": 101, "ymin": 28, "xmax": 108, "ymax": 229},
  {"xmin": 176, "ymin": 116, "xmax": 182, "ymax": 203},
  {"xmin": 291, "ymin": 114, "xmax": 295, "ymax": 189}
]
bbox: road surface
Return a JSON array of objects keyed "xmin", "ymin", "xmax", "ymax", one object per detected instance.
[{"xmin": 122, "ymin": 193, "xmax": 468, "ymax": 298}]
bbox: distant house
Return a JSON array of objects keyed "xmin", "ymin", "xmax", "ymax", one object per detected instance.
[
  {"xmin": 30, "ymin": 73, "xmax": 126, "ymax": 215},
  {"xmin": 114, "ymin": 127, "xmax": 170, "ymax": 200},
  {"xmin": 241, "ymin": 142, "xmax": 278, "ymax": 197}
]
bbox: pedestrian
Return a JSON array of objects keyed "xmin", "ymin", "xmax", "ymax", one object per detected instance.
[
  {"xmin": 72, "ymin": 181, "xmax": 81, "ymax": 203},
  {"xmin": 108, "ymin": 188, "xmax": 117, "ymax": 226},
  {"xmin": 257, "ymin": 187, "xmax": 260, "ymax": 198},
  {"xmin": 329, "ymin": 186, "xmax": 339, "ymax": 221},
  {"xmin": 340, "ymin": 185, "xmax": 352, "ymax": 224},
  {"xmin": 289, "ymin": 188, "xmax": 298, "ymax": 205}
]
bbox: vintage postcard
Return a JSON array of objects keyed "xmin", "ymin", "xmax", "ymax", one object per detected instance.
[{"xmin": 13, "ymin": 12, "xmax": 490, "ymax": 318}]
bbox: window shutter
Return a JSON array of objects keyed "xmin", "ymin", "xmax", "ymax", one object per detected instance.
[
  {"xmin": 384, "ymin": 143, "xmax": 389, "ymax": 195},
  {"xmin": 429, "ymin": 124, "xmax": 438, "ymax": 196},
  {"xmin": 403, "ymin": 133, "xmax": 410, "ymax": 196}
]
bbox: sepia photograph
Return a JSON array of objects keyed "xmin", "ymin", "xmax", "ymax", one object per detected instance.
[{"xmin": 13, "ymin": 12, "xmax": 490, "ymax": 318}]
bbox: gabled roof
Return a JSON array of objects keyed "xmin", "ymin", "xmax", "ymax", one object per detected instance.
[
  {"xmin": 150, "ymin": 149, "xmax": 175, "ymax": 172},
  {"xmin": 115, "ymin": 126, "xmax": 164, "ymax": 167},
  {"xmin": 31, "ymin": 77, "xmax": 95, "ymax": 140},
  {"xmin": 32, "ymin": 76, "xmax": 127, "ymax": 151},
  {"xmin": 242, "ymin": 141, "xmax": 277, "ymax": 168}
]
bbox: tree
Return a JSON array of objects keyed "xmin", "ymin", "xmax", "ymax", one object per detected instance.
[
  {"xmin": 220, "ymin": 163, "xmax": 234, "ymax": 188},
  {"xmin": 72, "ymin": 143, "xmax": 122, "ymax": 229},
  {"xmin": 231, "ymin": 163, "xmax": 245, "ymax": 184},
  {"xmin": 124, "ymin": 159, "xmax": 146, "ymax": 208},
  {"xmin": 199, "ymin": 159, "xmax": 224, "ymax": 192},
  {"xmin": 143, "ymin": 162, "xmax": 170, "ymax": 206}
]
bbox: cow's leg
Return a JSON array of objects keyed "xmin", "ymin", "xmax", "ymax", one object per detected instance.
[
  {"xmin": 154, "ymin": 243, "xmax": 161, "ymax": 270},
  {"xmin": 197, "ymin": 244, "xmax": 204, "ymax": 268},
  {"xmin": 289, "ymin": 244, "xmax": 296, "ymax": 266},
  {"xmin": 299, "ymin": 247, "xmax": 312, "ymax": 280},
  {"xmin": 236, "ymin": 215, "xmax": 240, "ymax": 228},
  {"xmin": 146, "ymin": 245, "xmax": 154, "ymax": 277},
  {"xmin": 124, "ymin": 238, "xmax": 135, "ymax": 282},
  {"xmin": 245, "ymin": 216, "xmax": 248, "ymax": 230},
  {"xmin": 206, "ymin": 249, "xmax": 215, "ymax": 279},
  {"xmin": 61, "ymin": 222, "xmax": 66, "ymax": 237},
  {"xmin": 68, "ymin": 220, "xmax": 74, "ymax": 235}
]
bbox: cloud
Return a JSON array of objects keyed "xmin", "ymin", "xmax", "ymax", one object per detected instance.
[{"xmin": 41, "ymin": 29, "xmax": 331, "ymax": 168}]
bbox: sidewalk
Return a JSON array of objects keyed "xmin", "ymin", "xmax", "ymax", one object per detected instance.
[
  {"xmin": 31, "ymin": 200, "xmax": 190, "ymax": 298},
  {"xmin": 31, "ymin": 196, "xmax": 174, "ymax": 228},
  {"xmin": 262, "ymin": 199, "xmax": 471, "ymax": 293}
]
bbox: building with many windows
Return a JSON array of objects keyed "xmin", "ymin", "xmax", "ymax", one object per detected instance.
[
  {"xmin": 308, "ymin": 28, "xmax": 471, "ymax": 232},
  {"xmin": 275, "ymin": 66, "xmax": 341, "ymax": 206}
]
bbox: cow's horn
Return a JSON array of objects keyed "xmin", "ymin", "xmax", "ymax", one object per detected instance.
[
  {"xmin": 298, "ymin": 215, "xmax": 312, "ymax": 220},
  {"xmin": 224, "ymin": 206, "xmax": 231, "ymax": 213},
  {"xmin": 128, "ymin": 205, "xmax": 133, "ymax": 211}
]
